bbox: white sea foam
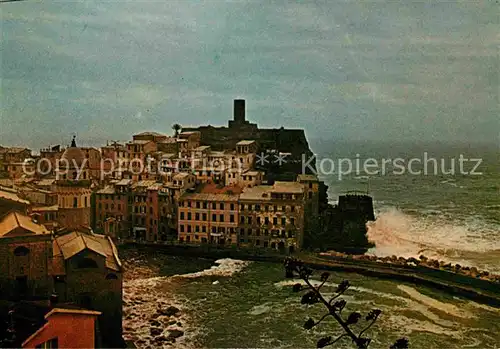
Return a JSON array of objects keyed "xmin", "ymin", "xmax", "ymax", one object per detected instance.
[
  {"xmin": 123, "ymin": 275, "xmax": 196, "ymax": 349},
  {"xmin": 366, "ymin": 207, "xmax": 500, "ymax": 272},
  {"xmin": 172, "ymin": 258, "xmax": 250, "ymax": 278}
]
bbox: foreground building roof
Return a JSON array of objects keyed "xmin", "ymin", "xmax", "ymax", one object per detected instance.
[{"xmin": 0, "ymin": 211, "xmax": 50, "ymax": 237}]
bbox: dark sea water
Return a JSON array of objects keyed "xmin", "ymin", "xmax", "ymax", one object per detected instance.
[{"xmin": 313, "ymin": 141, "xmax": 500, "ymax": 273}]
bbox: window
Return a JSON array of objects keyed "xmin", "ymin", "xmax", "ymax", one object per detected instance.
[
  {"xmin": 14, "ymin": 246, "xmax": 29, "ymax": 256},
  {"xmin": 195, "ymin": 213, "xmax": 200, "ymax": 221},
  {"xmin": 202, "ymin": 226, "xmax": 207, "ymax": 233},
  {"xmin": 264, "ymin": 217, "xmax": 269, "ymax": 224},
  {"xmin": 309, "ymin": 192, "xmax": 313, "ymax": 199},
  {"xmin": 264, "ymin": 241, "xmax": 269, "ymax": 248},
  {"xmin": 273, "ymin": 217, "xmax": 278, "ymax": 225},
  {"xmin": 219, "ymin": 214, "xmax": 224, "ymax": 222},
  {"xmin": 84, "ymin": 197, "xmax": 88, "ymax": 207},
  {"xmin": 187, "ymin": 201, "xmax": 191, "ymax": 208},
  {"xmin": 247, "ymin": 217, "xmax": 252, "ymax": 224},
  {"xmin": 187, "ymin": 212, "xmax": 192, "ymax": 220},
  {"xmin": 195, "ymin": 225, "xmax": 200, "ymax": 232},
  {"xmin": 180, "ymin": 225, "xmax": 185, "ymax": 232},
  {"xmin": 240, "ymin": 216, "xmax": 245, "ymax": 224},
  {"xmin": 212, "ymin": 214, "xmax": 217, "ymax": 222},
  {"xmin": 255, "ymin": 240, "xmax": 260, "ymax": 246},
  {"xmin": 255, "ymin": 204, "xmax": 260, "ymax": 211},
  {"xmin": 196, "ymin": 201, "xmax": 201, "ymax": 209},
  {"xmin": 281, "ymin": 217, "xmax": 286, "ymax": 226},
  {"xmin": 257, "ymin": 217, "xmax": 261, "ymax": 224},
  {"xmin": 203, "ymin": 202, "xmax": 208, "ymax": 209},
  {"xmin": 202, "ymin": 213, "xmax": 207, "ymax": 221},
  {"xmin": 291, "ymin": 218, "xmax": 295, "ymax": 225},
  {"xmin": 212, "ymin": 203, "xmax": 216, "ymax": 210},
  {"xmin": 309, "ymin": 182, "xmax": 313, "ymax": 189},
  {"xmin": 220, "ymin": 203, "xmax": 224, "ymax": 210},
  {"xmin": 180, "ymin": 212, "xmax": 185, "ymax": 220},
  {"xmin": 230, "ymin": 203, "xmax": 235, "ymax": 211},
  {"xmin": 230, "ymin": 214, "xmax": 234, "ymax": 223},
  {"xmin": 73, "ymin": 197, "xmax": 78, "ymax": 208},
  {"xmin": 187, "ymin": 225, "xmax": 192, "ymax": 233},
  {"xmin": 273, "ymin": 205, "xmax": 277, "ymax": 212}
]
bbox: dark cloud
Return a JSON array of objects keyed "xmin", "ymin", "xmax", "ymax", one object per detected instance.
[{"xmin": 1, "ymin": 0, "xmax": 498, "ymax": 149}]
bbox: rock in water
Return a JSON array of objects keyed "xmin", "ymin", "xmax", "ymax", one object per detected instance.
[
  {"xmin": 167, "ymin": 329, "xmax": 184, "ymax": 339},
  {"xmin": 158, "ymin": 305, "xmax": 180, "ymax": 317}
]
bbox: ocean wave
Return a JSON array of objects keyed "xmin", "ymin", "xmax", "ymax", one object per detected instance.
[
  {"xmin": 366, "ymin": 207, "xmax": 500, "ymax": 273},
  {"xmin": 171, "ymin": 258, "xmax": 250, "ymax": 279}
]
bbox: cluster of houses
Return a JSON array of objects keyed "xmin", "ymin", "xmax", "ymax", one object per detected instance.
[{"xmin": 0, "ymin": 125, "xmax": 320, "ymax": 254}]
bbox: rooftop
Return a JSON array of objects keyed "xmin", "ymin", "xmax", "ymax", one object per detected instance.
[
  {"xmin": 116, "ymin": 178, "xmax": 132, "ymax": 186},
  {"xmin": 0, "ymin": 211, "xmax": 50, "ymax": 237},
  {"xmin": 297, "ymin": 174, "xmax": 319, "ymax": 182},
  {"xmin": 236, "ymin": 140, "xmax": 256, "ymax": 146},
  {"xmin": 96, "ymin": 185, "xmax": 116, "ymax": 195},
  {"xmin": 31, "ymin": 205, "xmax": 59, "ymax": 212},
  {"xmin": 194, "ymin": 145, "xmax": 211, "ymax": 151},
  {"xmin": 0, "ymin": 188, "xmax": 30, "ymax": 205},
  {"xmin": 271, "ymin": 181, "xmax": 304, "ymax": 194},
  {"xmin": 134, "ymin": 131, "xmax": 165, "ymax": 137},
  {"xmin": 127, "ymin": 140, "xmax": 152, "ymax": 145},
  {"xmin": 239, "ymin": 185, "xmax": 273, "ymax": 201},
  {"xmin": 53, "ymin": 231, "xmax": 121, "ymax": 271}
]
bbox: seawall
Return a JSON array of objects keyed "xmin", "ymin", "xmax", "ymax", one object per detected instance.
[{"xmin": 119, "ymin": 243, "xmax": 500, "ymax": 307}]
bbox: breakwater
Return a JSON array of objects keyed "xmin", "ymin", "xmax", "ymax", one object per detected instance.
[{"xmin": 119, "ymin": 242, "xmax": 500, "ymax": 307}]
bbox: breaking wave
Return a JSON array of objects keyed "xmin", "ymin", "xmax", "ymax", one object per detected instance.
[
  {"xmin": 172, "ymin": 258, "xmax": 250, "ymax": 278},
  {"xmin": 366, "ymin": 207, "xmax": 500, "ymax": 273}
]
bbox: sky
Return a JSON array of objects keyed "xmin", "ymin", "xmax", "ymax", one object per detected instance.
[{"xmin": 1, "ymin": 0, "xmax": 498, "ymax": 150}]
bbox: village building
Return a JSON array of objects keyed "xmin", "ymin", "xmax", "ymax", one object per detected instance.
[
  {"xmin": 177, "ymin": 183, "xmax": 241, "ymax": 245},
  {"xmin": 238, "ymin": 181, "xmax": 305, "ymax": 252},
  {"xmin": 0, "ymin": 211, "xmax": 123, "ymax": 348}
]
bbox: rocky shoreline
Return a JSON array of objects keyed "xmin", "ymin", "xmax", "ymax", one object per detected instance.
[{"xmin": 121, "ymin": 251, "xmax": 192, "ymax": 349}]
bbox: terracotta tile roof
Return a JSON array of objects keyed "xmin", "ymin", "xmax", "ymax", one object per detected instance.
[
  {"xmin": 53, "ymin": 231, "xmax": 121, "ymax": 271},
  {"xmin": 0, "ymin": 189, "xmax": 30, "ymax": 205},
  {"xmin": 0, "ymin": 211, "xmax": 50, "ymax": 237}
]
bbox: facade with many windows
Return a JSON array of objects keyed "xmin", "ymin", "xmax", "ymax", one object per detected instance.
[
  {"xmin": 178, "ymin": 191, "xmax": 239, "ymax": 245},
  {"xmin": 238, "ymin": 182, "xmax": 305, "ymax": 253}
]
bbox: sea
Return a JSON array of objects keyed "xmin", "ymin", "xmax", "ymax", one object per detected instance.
[{"xmin": 122, "ymin": 141, "xmax": 500, "ymax": 349}]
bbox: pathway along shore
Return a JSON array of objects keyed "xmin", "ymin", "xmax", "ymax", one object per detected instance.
[{"xmin": 119, "ymin": 242, "xmax": 500, "ymax": 308}]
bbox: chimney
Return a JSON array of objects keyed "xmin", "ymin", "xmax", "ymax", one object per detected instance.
[{"xmin": 233, "ymin": 99, "xmax": 245, "ymax": 123}]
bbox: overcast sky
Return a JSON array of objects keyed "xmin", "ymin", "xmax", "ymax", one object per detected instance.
[{"xmin": 1, "ymin": 0, "xmax": 498, "ymax": 150}]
